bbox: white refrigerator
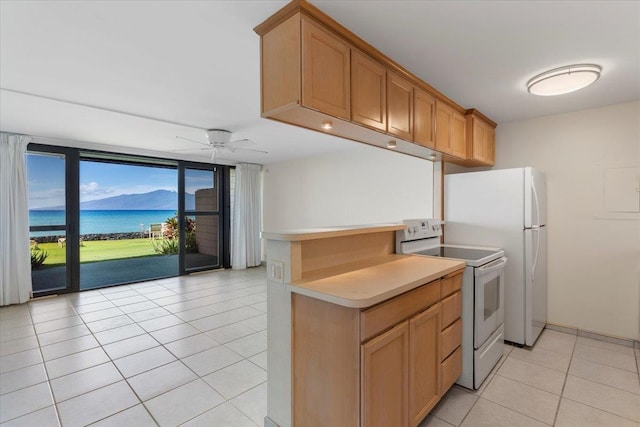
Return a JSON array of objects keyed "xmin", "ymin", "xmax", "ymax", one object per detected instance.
[{"xmin": 444, "ymin": 167, "xmax": 547, "ymax": 346}]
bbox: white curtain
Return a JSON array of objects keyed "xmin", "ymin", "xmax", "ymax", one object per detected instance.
[
  {"xmin": 0, "ymin": 133, "xmax": 32, "ymax": 305},
  {"xmin": 231, "ymin": 163, "xmax": 262, "ymax": 270}
]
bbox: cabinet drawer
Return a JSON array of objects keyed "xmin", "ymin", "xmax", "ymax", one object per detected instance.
[
  {"xmin": 440, "ymin": 291, "xmax": 462, "ymax": 329},
  {"xmin": 441, "ymin": 270, "xmax": 463, "ymax": 298},
  {"xmin": 361, "ymin": 280, "xmax": 440, "ymax": 342},
  {"xmin": 440, "ymin": 346, "xmax": 462, "ymax": 395},
  {"xmin": 440, "ymin": 318, "xmax": 462, "ymax": 361}
]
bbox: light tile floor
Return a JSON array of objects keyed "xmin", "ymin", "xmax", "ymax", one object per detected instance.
[
  {"xmin": 1, "ymin": 267, "xmax": 268, "ymax": 426},
  {"xmin": 2, "ymin": 267, "xmax": 639, "ymax": 426},
  {"xmin": 422, "ymin": 329, "xmax": 640, "ymax": 427}
]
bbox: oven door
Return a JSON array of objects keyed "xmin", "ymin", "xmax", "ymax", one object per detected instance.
[{"xmin": 474, "ymin": 257, "xmax": 507, "ymax": 348}]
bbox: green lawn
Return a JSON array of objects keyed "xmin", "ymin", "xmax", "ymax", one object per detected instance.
[{"xmin": 36, "ymin": 238, "xmax": 159, "ymax": 267}]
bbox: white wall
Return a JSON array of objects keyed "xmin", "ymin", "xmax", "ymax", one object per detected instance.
[
  {"xmin": 262, "ymin": 144, "xmax": 434, "ymax": 231},
  {"xmin": 490, "ymin": 101, "xmax": 639, "ymax": 340}
]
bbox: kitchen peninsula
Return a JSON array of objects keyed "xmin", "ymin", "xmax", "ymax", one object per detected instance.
[{"xmin": 263, "ymin": 224, "xmax": 465, "ymax": 427}]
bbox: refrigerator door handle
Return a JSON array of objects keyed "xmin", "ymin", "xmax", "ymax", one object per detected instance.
[
  {"xmin": 532, "ymin": 179, "xmax": 541, "ymax": 228},
  {"xmin": 531, "ymin": 227, "xmax": 540, "ymax": 281}
]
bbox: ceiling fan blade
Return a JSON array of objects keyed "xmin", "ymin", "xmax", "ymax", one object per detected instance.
[
  {"xmin": 171, "ymin": 147, "xmax": 211, "ymax": 152},
  {"xmin": 176, "ymin": 135, "xmax": 209, "ymax": 146}
]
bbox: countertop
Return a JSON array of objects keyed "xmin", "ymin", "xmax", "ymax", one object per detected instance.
[
  {"xmin": 289, "ymin": 254, "xmax": 465, "ymax": 308},
  {"xmin": 261, "ymin": 223, "xmax": 405, "ymax": 242}
]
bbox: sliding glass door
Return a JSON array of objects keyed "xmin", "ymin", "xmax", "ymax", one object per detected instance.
[
  {"xmin": 26, "ymin": 144, "xmax": 231, "ymax": 294},
  {"xmin": 78, "ymin": 158, "xmax": 179, "ymax": 289},
  {"xmin": 27, "ymin": 147, "xmax": 76, "ymax": 295},
  {"xmin": 182, "ymin": 165, "xmax": 222, "ymax": 272}
]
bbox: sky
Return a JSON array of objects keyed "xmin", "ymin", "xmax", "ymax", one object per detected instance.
[{"xmin": 27, "ymin": 154, "xmax": 214, "ymax": 209}]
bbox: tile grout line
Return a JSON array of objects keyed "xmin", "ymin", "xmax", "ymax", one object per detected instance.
[
  {"xmin": 550, "ymin": 333, "xmax": 577, "ymax": 426},
  {"xmin": 94, "ymin": 283, "xmax": 263, "ymax": 425},
  {"xmin": 476, "ymin": 351, "xmax": 560, "ymax": 426},
  {"xmin": 24, "ymin": 299, "xmax": 63, "ymax": 427},
  {"xmin": 559, "ymin": 395, "xmax": 640, "ymax": 424},
  {"xmin": 2, "ymin": 269, "xmax": 268, "ymax": 426}
]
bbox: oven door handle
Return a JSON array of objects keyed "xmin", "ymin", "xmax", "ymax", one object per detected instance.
[{"xmin": 475, "ymin": 257, "xmax": 508, "ymax": 276}]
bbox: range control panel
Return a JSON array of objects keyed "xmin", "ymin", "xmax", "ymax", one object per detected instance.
[{"xmin": 398, "ymin": 218, "xmax": 444, "ymax": 242}]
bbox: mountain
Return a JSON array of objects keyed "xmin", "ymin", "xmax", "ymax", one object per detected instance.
[{"xmin": 37, "ymin": 190, "xmax": 195, "ymax": 210}]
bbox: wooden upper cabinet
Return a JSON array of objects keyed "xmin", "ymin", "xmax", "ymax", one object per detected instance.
[
  {"xmin": 436, "ymin": 101, "xmax": 466, "ymax": 159},
  {"xmin": 435, "ymin": 101, "xmax": 453, "ymax": 154},
  {"xmin": 301, "ymin": 16, "xmax": 351, "ymax": 120},
  {"xmin": 465, "ymin": 110, "xmax": 497, "ymax": 166},
  {"xmin": 362, "ymin": 321, "xmax": 409, "ymax": 427},
  {"xmin": 471, "ymin": 119, "xmax": 487, "ymax": 162},
  {"xmin": 487, "ymin": 126, "xmax": 496, "ymax": 164},
  {"xmin": 387, "ymin": 72, "xmax": 413, "ymax": 140},
  {"xmin": 260, "ymin": 13, "xmax": 301, "ymax": 115},
  {"xmin": 409, "ymin": 303, "xmax": 441, "ymax": 427},
  {"xmin": 351, "ymin": 50, "xmax": 387, "ymax": 131},
  {"xmin": 256, "ymin": 2, "xmax": 498, "ymax": 164},
  {"xmin": 414, "ymin": 88, "xmax": 435, "ymax": 149},
  {"xmin": 451, "ymin": 111, "xmax": 467, "ymax": 159}
]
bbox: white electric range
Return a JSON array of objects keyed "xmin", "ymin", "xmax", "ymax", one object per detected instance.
[{"xmin": 397, "ymin": 219, "xmax": 507, "ymax": 390}]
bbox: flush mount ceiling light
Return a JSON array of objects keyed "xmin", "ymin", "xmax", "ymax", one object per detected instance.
[
  {"xmin": 527, "ymin": 64, "xmax": 601, "ymax": 96},
  {"xmin": 321, "ymin": 119, "xmax": 333, "ymax": 130}
]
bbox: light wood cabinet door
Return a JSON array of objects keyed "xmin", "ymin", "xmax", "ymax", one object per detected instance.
[
  {"xmin": 451, "ymin": 111, "xmax": 466, "ymax": 159},
  {"xmin": 351, "ymin": 50, "xmax": 386, "ymax": 131},
  {"xmin": 362, "ymin": 321, "xmax": 409, "ymax": 427},
  {"xmin": 301, "ymin": 16, "xmax": 350, "ymax": 120},
  {"xmin": 471, "ymin": 119, "xmax": 487, "ymax": 162},
  {"xmin": 387, "ymin": 72, "xmax": 413, "ymax": 140},
  {"xmin": 409, "ymin": 303, "xmax": 441, "ymax": 427},
  {"xmin": 414, "ymin": 88, "xmax": 435, "ymax": 149},
  {"xmin": 435, "ymin": 101, "xmax": 453, "ymax": 154},
  {"xmin": 436, "ymin": 102, "xmax": 466, "ymax": 159},
  {"xmin": 441, "ymin": 291, "xmax": 462, "ymax": 329},
  {"xmin": 440, "ymin": 346, "xmax": 462, "ymax": 396},
  {"xmin": 466, "ymin": 113, "xmax": 496, "ymax": 166},
  {"xmin": 486, "ymin": 126, "xmax": 496, "ymax": 165}
]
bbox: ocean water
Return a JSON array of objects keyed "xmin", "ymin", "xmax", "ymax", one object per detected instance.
[{"xmin": 30, "ymin": 210, "xmax": 176, "ymax": 237}]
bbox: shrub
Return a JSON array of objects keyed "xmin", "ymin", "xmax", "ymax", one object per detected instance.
[
  {"xmin": 161, "ymin": 214, "xmax": 198, "ymax": 254},
  {"xmin": 30, "ymin": 248, "xmax": 49, "ymax": 269},
  {"xmin": 151, "ymin": 237, "xmax": 179, "ymax": 255},
  {"xmin": 185, "ymin": 230, "xmax": 197, "ymax": 254}
]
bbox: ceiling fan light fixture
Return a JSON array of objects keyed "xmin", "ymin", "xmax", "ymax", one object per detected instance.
[
  {"xmin": 206, "ymin": 129, "xmax": 232, "ymax": 145},
  {"xmin": 527, "ymin": 64, "xmax": 601, "ymax": 96}
]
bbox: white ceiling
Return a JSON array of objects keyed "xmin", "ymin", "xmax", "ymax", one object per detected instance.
[{"xmin": 1, "ymin": 1, "xmax": 638, "ymax": 165}]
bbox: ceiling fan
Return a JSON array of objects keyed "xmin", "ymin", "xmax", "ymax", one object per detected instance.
[{"xmin": 173, "ymin": 129, "xmax": 268, "ymax": 161}]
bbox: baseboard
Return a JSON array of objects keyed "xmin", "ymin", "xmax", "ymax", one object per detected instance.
[{"xmin": 546, "ymin": 322, "xmax": 638, "ymax": 348}]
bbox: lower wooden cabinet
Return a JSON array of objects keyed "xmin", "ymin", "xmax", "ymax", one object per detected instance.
[
  {"xmin": 409, "ymin": 304, "xmax": 441, "ymax": 427},
  {"xmin": 362, "ymin": 303, "xmax": 442, "ymax": 427},
  {"xmin": 440, "ymin": 318, "xmax": 462, "ymax": 361},
  {"xmin": 293, "ymin": 269, "xmax": 465, "ymax": 427},
  {"xmin": 361, "ymin": 321, "xmax": 409, "ymax": 427},
  {"xmin": 440, "ymin": 346, "xmax": 463, "ymax": 396},
  {"xmin": 441, "ymin": 290, "xmax": 462, "ymax": 329}
]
